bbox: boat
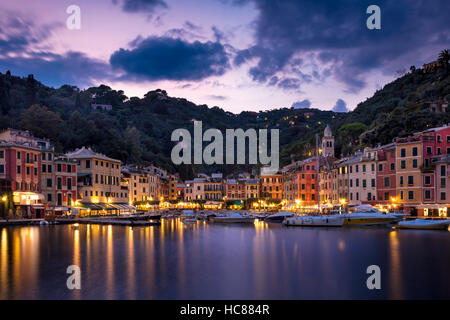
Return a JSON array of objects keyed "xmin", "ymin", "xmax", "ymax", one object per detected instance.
[
  {"xmin": 264, "ymin": 211, "xmax": 294, "ymax": 222},
  {"xmin": 283, "ymin": 215, "xmax": 344, "ymax": 227},
  {"xmin": 397, "ymin": 219, "xmax": 450, "ymax": 230},
  {"xmin": 212, "ymin": 212, "xmax": 254, "ymax": 223},
  {"xmin": 342, "ymin": 205, "xmax": 399, "ymax": 226}
]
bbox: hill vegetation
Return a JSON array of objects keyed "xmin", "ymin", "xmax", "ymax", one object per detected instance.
[{"xmin": 0, "ymin": 51, "xmax": 448, "ymax": 180}]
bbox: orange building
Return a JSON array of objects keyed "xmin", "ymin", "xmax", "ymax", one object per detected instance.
[{"xmin": 395, "ymin": 138, "xmax": 423, "ymax": 215}]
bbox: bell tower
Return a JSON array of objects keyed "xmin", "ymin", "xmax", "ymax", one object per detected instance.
[{"xmin": 321, "ymin": 124, "xmax": 335, "ymax": 157}]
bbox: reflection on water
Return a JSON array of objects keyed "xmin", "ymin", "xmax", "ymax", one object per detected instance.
[{"xmin": 0, "ymin": 219, "xmax": 449, "ymax": 299}]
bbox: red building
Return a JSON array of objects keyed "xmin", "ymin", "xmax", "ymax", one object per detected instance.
[
  {"xmin": 376, "ymin": 144, "xmax": 397, "ymax": 206},
  {"xmin": 225, "ymin": 179, "xmax": 246, "ymax": 200},
  {"xmin": 418, "ymin": 125, "xmax": 450, "ymax": 204},
  {"xmin": 297, "ymin": 158, "xmax": 318, "ymax": 206},
  {"xmin": 0, "ymin": 141, "xmax": 43, "ymax": 217},
  {"xmin": 53, "ymin": 157, "xmax": 78, "ymax": 209}
]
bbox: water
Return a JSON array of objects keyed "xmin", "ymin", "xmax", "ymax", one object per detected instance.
[{"xmin": 0, "ymin": 219, "xmax": 449, "ymax": 300}]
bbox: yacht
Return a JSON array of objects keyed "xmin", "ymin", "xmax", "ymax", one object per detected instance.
[
  {"xmin": 212, "ymin": 212, "xmax": 254, "ymax": 223},
  {"xmin": 342, "ymin": 205, "xmax": 399, "ymax": 226},
  {"xmin": 283, "ymin": 215, "xmax": 344, "ymax": 227},
  {"xmin": 264, "ymin": 211, "xmax": 294, "ymax": 222},
  {"xmin": 397, "ymin": 219, "xmax": 450, "ymax": 230}
]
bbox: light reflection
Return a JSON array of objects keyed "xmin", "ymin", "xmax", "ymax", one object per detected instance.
[
  {"xmin": 72, "ymin": 227, "xmax": 81, "ymax": 299},
  {"xmin": 127, "ymin": 227, "xmax": 136, "ymax": 299},
  {"xmin": 389, "ymin": 230, "xmax": 403, "ymax": 299},
  {"xmin": 0, "ymin": 229, "xmax": 8, "ymax": 299},
  {"xmin": 106, "ymin": 225, "xmax": 115, "ymax": 299}
]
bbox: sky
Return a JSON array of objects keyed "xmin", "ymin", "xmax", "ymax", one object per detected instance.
[{"xmin": 0, "ymin": 0, "xmax": 448, "ymax": 113}]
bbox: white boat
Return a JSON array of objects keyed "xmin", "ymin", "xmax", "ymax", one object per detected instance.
[
  {"xmin": 264, "ymin": 211, "xmax": 294, "ymax": 222},
  {"xmin": 212, "ymin": 212, "xmax": 254, "ymax": 223},
  {"xmin": 397, "ymin": 219, "xmax": 450, "ymax": 230},
  {"xmin": 283, "ymin": 215, "xmax": 344, "ymax": 227},
  {"xmin": 342, "ymin": 205, "xmax": 399, "ymax": 226}
]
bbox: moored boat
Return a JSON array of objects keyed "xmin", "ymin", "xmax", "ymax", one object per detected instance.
[
  {"xmin": 397, "ymin": 219, "xmax": 450, "ymax": 230},
  {"xmin": 283, "ymin": 215, "xmax": 344, "ymax": 227},
  {"xmin": 212, "ymin": 212, "xmax": 254, "ymax": 223},
  {"xmin": 264, "ymin": 211, "xmax": 294, "ymax": 222},
  {"xmin": 342, "ymin": 205, "xmax": 399, "ymax": 226}
]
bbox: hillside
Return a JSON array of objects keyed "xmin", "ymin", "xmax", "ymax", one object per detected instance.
[{"xmin": 0, "ymin": 60, "xmax": 449, "ymax": 179}]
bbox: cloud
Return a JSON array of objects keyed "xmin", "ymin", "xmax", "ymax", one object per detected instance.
[
  {"xmin": 0, "ymin": 51, "xmax": 111, "ymax": 88},
  {"xmin": 206, "ymin": 95, "xmax": 227, "ymax": 101},
  {"xmin": 228, "ymin": 0, "xmax": 450, "ymax": 92},
  {"xmin": 0, "ymin": 13, "xmax": 109, "ymax": 87},
  {"xmin": 292, "ymin": 99, "xmax": 311, "ymax": 109},
  {"xmin": 110, "ymin": 36, "xmax": 230, "ymax": 81},
  {"xmin": 332, "ymin": 99, "xmax": 348, "ymax": 113},
  {"xmin": 112, "ymin": 0, "xmax": 168, "ymax": 14},
  {"xmin": 277, "ymin": 77, "xmax": 301, "ymax": 90}
]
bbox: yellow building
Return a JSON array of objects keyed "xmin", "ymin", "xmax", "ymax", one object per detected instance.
[{"xmin": 65, "ymin": 147, "xmax": 131, "ymax": 215}]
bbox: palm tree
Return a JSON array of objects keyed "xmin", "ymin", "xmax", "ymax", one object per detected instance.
[{"xmin": 438, "ymin": 49, "xmax": 449, "ymax": 73}]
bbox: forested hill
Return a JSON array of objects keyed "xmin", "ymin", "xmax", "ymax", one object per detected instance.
[{"xmin": 0, "ymin": 58, "xmax": 449, "ymax": 180}]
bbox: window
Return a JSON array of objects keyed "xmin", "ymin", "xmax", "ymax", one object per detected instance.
[
  {"xmin": 426, "ymin": 147, "xmax": 432, "ymax": 155},
  {"xmin": 42, "ymin": 153, "xmax": 46, "ymax": 161},
  {"xmin": 441, "ymin": 178, "xmax": 446, "ymax": 188},
  {"xmin": 85, "ymin": 160, "xmax": 91, "ymax": 168},
  {"xmin": 437, "ymin": 147, "xmax": 441, "ymax": 155},
  {"xmin": 57, "ymin": 164, "xmax": 62, "ymax": 172},
  {"xmin": 362, "ymin": 165, "xmax": 366, "ymax": 172},
  {"xmin": 437, "ymin": 135, "xmax": 441, "ymax": 142},
  {"xmin": 48, "ymin": 165, "xmax": 52, "ymax": 173},
  {"xmin": 0, "ymin": 165, "xmax": 3, "ymax": 173},
  {"xmin": 17, "ymin": 151, "xmax": 21, "ymax": 159},
  {"xmin": 47, "ymin": 179, "xmax": 52, "ymax": 187},
  {"xmin": 57, "ymin": 178, "xmax": 62, "ymax": 190},
  {"xmin": 48, "ymin": 153, "xmax": 52, "ymax": 161},
  {"xmin": 412, "ymin": 147, "xmax": 418, "ymax": 156},
  {"xmin": 408, "ymin": 191, "xmax": 414, "ymax": 200},
  {"xmin": 371, "ymin": 179, "xmax": 376, "ymax": 187},
  {"xmin": 390, "ymin": 163, "xmax": 395, "ymax": 171},
  {"xmin": 57, "ymin": 193, "xmax": 62, "ymax": 206},
  {"xmin": 362, "ymin": 180, "xmax": 367, "ymax": 188},
  {"xmin": 425, "ymin": 176, "xmax": 431, "ymax": 185},
  {"xmin": 441, "ymin": 192, "xmax": 446, "ymax": 201},
  {"xmin": 400, "ymin": 191, "xmax": 404, "ymax": 200},
  {"xmin": 441, "ymin": 165, "xmax": 446, "ymax": 176},
  {"xmin": 68, "ymin": 178, "xmax": 72, "ymax": 190},
  {"xmin": 384, "ymin": 192, "xmax": 389, "ymax": 200},
  {"xmin": 400, "ymin": 149, "xmax": 406, "ymax": 157},
  {"xmin": 425, "ymin": 190, "xmax": 431, "ymax": 200},
  {"xmin": 412, "ymin": 159, "xmax": 418, "ymax": 168},
  {"xmin": 384, "ymin": 177, "xmax": 390, "ymax": 187},
  {"xmin": 356, "ymin": 179, "xmax": 359, "ymax": 187},
  {"xmin": 355, "ymin": 165, "xmax": 359, "ymax": 172},
  {"xmin": 368, "ymin": 193, "xmax": 372, "ymax": 201},
  {"xmin": 42, "ymin": 164, "xmax": 46, "ymax": 173},
  {"xmin": 408, "ymin": 176, "xmax": 414, "ymax": 185},
  {"xmin": 401, "ymin": 160, "xmax": 406, "ymax": 169},
  {"xmin": 400, "ymin": 176, "xmax": 404, "ymax": 186},
  {"xmin": 17, "ymin": 165, "xmax": 21, "ymax": 174},
  {"xmin": 47, "ymin": 194, "xmax": 52, "ymax": 202}
]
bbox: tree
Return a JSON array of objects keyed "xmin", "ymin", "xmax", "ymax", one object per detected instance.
[
  {"xmin": 338, "ymin": 122, "xmax": 368, "ymax": 146},
  {"xmin": 20, "ymin": 104, "xmax": 63, "ymax": 140},
  {"xmin": 439, "ymin": 49, "xmax": 449, "ymax": 73}
]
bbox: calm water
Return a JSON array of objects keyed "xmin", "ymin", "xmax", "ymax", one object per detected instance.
[{"xmin": 0, "ymin": 219, "xmax": 449, "ymax": 300}]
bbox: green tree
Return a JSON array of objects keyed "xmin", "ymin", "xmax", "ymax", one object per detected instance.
[{"xmin": 20, "ymin": 104, "xmax": 62, "ymax": 140}]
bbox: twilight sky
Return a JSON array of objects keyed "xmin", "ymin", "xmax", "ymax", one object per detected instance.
[{"xmin": 0, "ymin": 0, "xmax": 449, "ymax": 113}]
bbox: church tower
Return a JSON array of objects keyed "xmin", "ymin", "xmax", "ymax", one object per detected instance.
[{"xmin": 321, "ymin": 124, "xmax": 335, "ymax": 157}]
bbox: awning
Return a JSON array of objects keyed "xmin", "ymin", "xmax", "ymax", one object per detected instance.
[
  {"xmin": 112, "ymin": 203, "xmax": 137, "ymax": 210},
  {"xmin": 79, "ymin": 203, "xmax": 103, "ymax": 210},
  {"xmin": 77, "ymin": 173, "xmax": 91, "ymax": 177}
]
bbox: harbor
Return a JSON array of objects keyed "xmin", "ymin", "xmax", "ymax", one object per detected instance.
[{"xmin": 1, "ymin": 217, "xmax": 450, "ymax": 300}]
